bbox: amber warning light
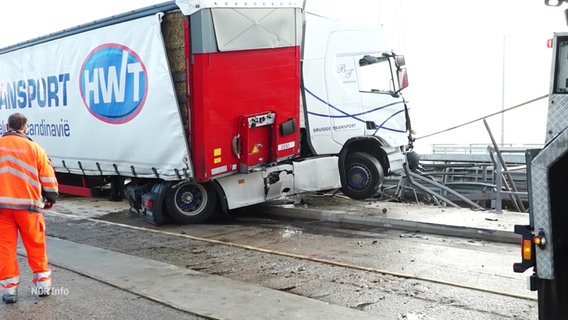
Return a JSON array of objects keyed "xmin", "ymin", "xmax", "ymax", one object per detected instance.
[
  {"xmin": 533, "ymin": 232, "xmax": 546, "ymax": 248},
  {"xmin": 513, "ymin": 225, "xmax": 536, "ymax": 273},
  {"xmin": 548, "ymin": 38, "xmax": 554, "ymax": 48},
  {"xmin": 522, "ymin": 239, "xmax": 533, "ymax": 260}
]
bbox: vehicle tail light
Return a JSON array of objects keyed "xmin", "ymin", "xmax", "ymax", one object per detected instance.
[
  {"xmin": 522, "ymin": 239, "xmax": 532, "ymax": 260},
  {"xmin": 533, "ymin": 234, "xmax": 546, "ymax": 247},
  {"xmin": 513, "ymin": 225, "xmax": 536, "ymax": 273},
  {"xmin": 142, "ymin": 197, "xmax": 154, "ymax": 209}
]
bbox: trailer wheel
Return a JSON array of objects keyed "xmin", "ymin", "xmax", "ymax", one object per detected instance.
[
  {"xmin": 165, "ymin": 181, "xmax": 217, "ymax": 224},
  {"xmin": 341, "ymin": 152, "xmax": 384, "ymax": 200}
]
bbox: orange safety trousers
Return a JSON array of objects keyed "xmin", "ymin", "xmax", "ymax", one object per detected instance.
[{"xmin": 0, "ymin": 209, "xmax": 49, "ymax": 282}]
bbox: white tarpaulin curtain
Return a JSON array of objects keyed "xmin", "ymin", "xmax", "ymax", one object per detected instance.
[{"xmin": 0, "ymin": 14, "xmax": 192, "ymax": 180}]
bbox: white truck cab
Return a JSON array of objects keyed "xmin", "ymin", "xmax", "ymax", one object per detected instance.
[{"xmin": 301, "ymin": 11, "xmax": 411, "ymax": 199}]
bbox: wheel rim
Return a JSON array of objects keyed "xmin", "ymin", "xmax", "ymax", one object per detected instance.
[
  {"xmin": 346, "ymin": 164, "xmax": 371, "ymax": 190},
  {"xmin": 174, "ymin": 183, "xmax": 208, "ymax": 217}
]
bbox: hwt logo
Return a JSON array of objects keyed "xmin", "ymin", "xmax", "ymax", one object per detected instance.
[{"xmin": 80, "ymin": 44, "xmax": 148, "ymax": 124}]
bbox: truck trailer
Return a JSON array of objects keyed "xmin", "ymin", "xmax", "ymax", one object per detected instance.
[
  {"xmin": 513, "ymin": 31, "xmax": 568, "ymax": 319},
  {"xmin": 0, "ymin": 0, "xmax": 413, "ymax": 224}
]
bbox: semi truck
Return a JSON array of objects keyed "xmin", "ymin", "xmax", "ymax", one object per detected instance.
[
  {"xmin": 513, "ymin": 7, "xmax": 568, "ymax": 318},
  {"xmin": 0, "ymin": 0, "xmax": 413, "ymax": 224}
]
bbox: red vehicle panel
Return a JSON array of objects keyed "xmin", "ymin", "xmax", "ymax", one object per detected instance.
[{"xmin": 190, "ymin": 46, "xmax": 300, "ymax": 181}]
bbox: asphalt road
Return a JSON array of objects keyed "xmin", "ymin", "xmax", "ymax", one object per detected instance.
[
  {"xmin": 1, "ymin": 195, "xmax": 537, "ymax": 319},
  {"xmin": 1, "ymin": 256, "xmax": 204, "ymax": 320}
]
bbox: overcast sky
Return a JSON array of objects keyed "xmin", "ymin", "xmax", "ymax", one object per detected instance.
[
  {"xmin": 382, "ymin": 1, "xmax": 567, "ymax": 153},
  {"xmin": 1, "ymin": 0, "xmax": 566, "ymax": 154}
]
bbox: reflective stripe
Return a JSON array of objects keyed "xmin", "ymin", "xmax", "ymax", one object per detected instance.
[
  {"xmin": 33, "ymin": 271, "xmax": 51, "ymax": 282},
  {"xmin": 0, "ymin": 135, "xmax": 58, "ymax": 209},
  {"xmin": 0, "ymin": 167, "xmax": 42, "ymax": 190},
  {"xmin": 0, "ymin": 276, "xmax": 19, "ymax": 288},
  {"xmin": 32, "ymin": 277, "xmax": 51, "ymax": 283},
  {"xmin": 0, "ymin": 155, "xmax": 39, "ymax": 176},
  {"xmin": 0, "ymin": 198, "xmax": 44, "ymax": 211},
  {"xmin": 0, "ymin": 204, "xmax": 40, "ymax": 212},
  {"xmin": 42, "ymin": 186, "xmax": 58, "ymax": 193},
  {"xmin": 0, "ymin": 197, "xmax": 43, "ymax": 207},
  {"xmin": 40, "ymin": 176, "xmax": 58, "ymax": 183}
]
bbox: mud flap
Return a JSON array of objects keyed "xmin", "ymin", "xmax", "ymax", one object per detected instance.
[{"xmin": 142, "ymin": 182, "xmax": 172, "ymax": 226}]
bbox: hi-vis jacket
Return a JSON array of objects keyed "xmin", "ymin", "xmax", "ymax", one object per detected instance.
[{"xmin": 0, "ymin": 131, "xmax": 58, "ymax": 211}]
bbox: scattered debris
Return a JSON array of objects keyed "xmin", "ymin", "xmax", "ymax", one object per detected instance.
[
  {"xmin": 400, "ymin": 233, "xmax": 429, "ymax": 240},
  {"xmin": 400, "ymin": 312, "xmax": 424, "ymax": 320}
]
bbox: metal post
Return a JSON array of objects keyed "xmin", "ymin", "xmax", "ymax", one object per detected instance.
[
  {"xmin": 494, "ymin": 154, "xmax": 503, "ymax": 213},
  {"xmin": 484, "ymin": 119, "xmax": 525, "ymax": 212},
  {"xmin": 501, "ymin": 35, "xmax": 506, "ymax": 146}
]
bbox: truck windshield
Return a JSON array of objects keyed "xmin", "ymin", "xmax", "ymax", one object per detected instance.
[{"xmin": 357, "ymin": 55, "xmax": 396, "ymax": 94}]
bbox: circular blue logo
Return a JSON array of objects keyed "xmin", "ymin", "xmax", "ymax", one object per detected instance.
[{"xmin": 80, "ymin": 44, "xmax": 148, "ymax": 124}]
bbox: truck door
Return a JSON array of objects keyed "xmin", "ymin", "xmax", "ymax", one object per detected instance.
[
  {"xmin": 324, "ymin": 32, "xmax": 364, "ymax": 145},
  {"xmin": 324, "ymin": 29, "xmax": 408, "ymax": 149},
  {"xmin": 531, "ymin": 33, "xmax": 568, "ymax": 319}
]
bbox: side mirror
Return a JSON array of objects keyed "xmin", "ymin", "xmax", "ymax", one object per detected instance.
[
  {"xmin": 394, "ymin": 55, "xmax": 406, "ymax": 68},
  {"xmin": 397, "ymin": 67, "xmax": 409, "ymax": 90}
]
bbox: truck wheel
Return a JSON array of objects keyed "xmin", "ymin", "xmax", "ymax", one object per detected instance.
[
  {"xmin": 165, "ymin": 181, "xmax": 217, "ymax": 224},
  {"xmin": 341, "ymin": 152, "xmax": 384, "ymax": 200}
]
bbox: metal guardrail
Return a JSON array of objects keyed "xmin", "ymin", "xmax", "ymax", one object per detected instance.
[
  {"xmin": 430, "ymin": 143, "xmax": 543, "ymax": 154},
  {"xmin": 384, "ymin": 140, "xmax": 539, "ymax": 213},
  {"xmin": 422, "ymin": 144, "xmax": 543, "ymax": 165}
]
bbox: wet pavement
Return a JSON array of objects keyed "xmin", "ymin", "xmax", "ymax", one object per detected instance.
[
  {"xmin": 1, "ymin": 193, "xmax": 529, "ymax": 319},
  {"xmin": 260, "ymin": 193, "xmax": 527, "ymax": 244},
  {"xmin": 7, "ymin": 237, "xmax": 379, "ymax": 320},
  {"xmin": 2, "ymin": 254, "xmax": 203, "ymax": 319}
]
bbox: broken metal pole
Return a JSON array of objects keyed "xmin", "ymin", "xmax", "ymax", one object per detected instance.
[{"xmin": 483, "ymin": 119, "xmax": 526, "ymax": 212}]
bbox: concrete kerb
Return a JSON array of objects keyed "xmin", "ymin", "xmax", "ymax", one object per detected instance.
[
  {"xmin": 34, "ymin": 237, "xmax": 381, "ymax": 320},
  {"xmin": 260, "ymin": 204, "xmax": 521, "ymax": 244}
]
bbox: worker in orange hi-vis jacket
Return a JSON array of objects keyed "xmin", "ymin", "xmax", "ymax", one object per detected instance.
[{"xmin": 0, "ymin": 113, "xmax": 58, "ymax": 304}]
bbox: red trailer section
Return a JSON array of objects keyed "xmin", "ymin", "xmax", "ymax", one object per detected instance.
[{"xmin": 189, "ymin": 33, "xmax": 300, "ymax": 181}]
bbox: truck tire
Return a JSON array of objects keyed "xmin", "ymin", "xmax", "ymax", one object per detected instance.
[
  {"xmin": 165, "ymin": 181, "xmax": 217, "ymax": 224},
  {"xmin": 341, "ymin": 152, "xmax": 384, "ymax": 200}
]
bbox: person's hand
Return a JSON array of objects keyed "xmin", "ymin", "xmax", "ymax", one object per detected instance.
[{"xmin": 43, "ymin": 201, "xmax": 54, "ymax": 210}]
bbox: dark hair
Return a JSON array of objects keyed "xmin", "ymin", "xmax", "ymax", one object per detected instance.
[{"xmin": 8, "ymin": 113, "xmax": 27, "ymax": 131}]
